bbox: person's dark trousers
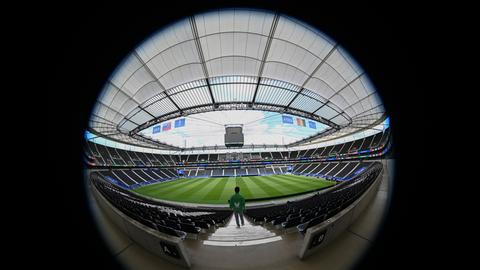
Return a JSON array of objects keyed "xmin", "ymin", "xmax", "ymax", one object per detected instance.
[{"xmin": 234, "ymin": 211, "xmax": 244, "ymax": 227}]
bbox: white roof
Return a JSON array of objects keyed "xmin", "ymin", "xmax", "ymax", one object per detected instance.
[{"xmin": 89, "ymin": 9, "xmax": 385, "ymax": 150}]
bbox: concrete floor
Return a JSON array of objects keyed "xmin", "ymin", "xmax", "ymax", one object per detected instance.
[{"xmin": 88, "ymin": 159, "xmax": 393, "ymax": 270}]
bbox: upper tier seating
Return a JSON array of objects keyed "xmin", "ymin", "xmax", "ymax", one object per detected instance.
[{"xmin": 85, "ymin": 128, "xmax": 390, "ymax": 167}]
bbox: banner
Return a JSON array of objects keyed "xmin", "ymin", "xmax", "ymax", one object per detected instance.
[
  {"xmin": 282, "ymin": 115, "xmax": 294, "ymax": 124},
  {"xmin": 296, "ymin": 118, "xmax": 306, "ymax": 127},
  {"xmin": 162, "ymin": 122, "xmax": 171, "ymax": 131},
  {"xmin": 174, "ymin": 118, "xmax": 185, "ymax": 128},
  {"xmin": 152, "ymin": 125, "xmax": 161, "ymax": 134}
]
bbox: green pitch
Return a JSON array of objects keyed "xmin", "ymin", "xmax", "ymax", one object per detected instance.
[{"xmin": 133, "ymin": 174, "xmax": 336, "ymax": 204}]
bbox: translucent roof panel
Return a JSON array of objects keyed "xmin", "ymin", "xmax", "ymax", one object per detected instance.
[
  {"xmin": 119, "ymin": 120, "xmax": 139, "ymax": 132},
  {"xmin": 129, "ymin": 109, "xmax": 154, "ymax": 126},
  {"xmin": 132, "ymin": 81, "xmax": 164, "ymax": 104},
  {"xmin": 289, "ymin": 91, "xmax": 325, "ymax": 113},
  {"xmin": 267, "ymin": 39, "xmax": 323, "ymax": 76},
  {"xmin": 325, "ymin": 48, "xmax": 362, "ymax": 84},
  {"xmin": 169, "ymin": 86, "xmax": 212, "ymax": 108},
  {"xmin": 206, "ymin": 56, "xmax": 261, "ymax": 78},
  {"xmin": 314, "ymin": 104, "xmax": 341, "ymax": 120},
  {"xmin": 273, "ymin": 16, "xmax": 335, "ymax": 58},
  {"xmin": 261, "ymin": 62, "xmax": 310, "ymax": 87},
  {"xmin": 255, "ymin": 83, "xmax": 299, "ymax": 105},
  {"xmin": 211, "ymin": 76, "xmax": 256, "ymax": 102},
  {"xmin": 194, "ymin": 9, "xmax": 275, "ymax": 36},
  {"xmin": 143, "ymin": 95, "xmax": 178, "ymax": 117},
  {"xmin": 89, "ymin": 9, "xmax": 385, "ymax": 149}
]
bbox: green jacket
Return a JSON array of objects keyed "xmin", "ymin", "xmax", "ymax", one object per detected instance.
[{"xmin": 229, "ymin": 193, "xmax": 245, "ymax": 212}]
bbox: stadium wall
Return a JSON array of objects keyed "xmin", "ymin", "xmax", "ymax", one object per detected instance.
[
  {"xmin": 91, "ymin": 182, "xmax": 192, "ymax": 267},
  {"xmin": 298, "ymin": 165, "xmax": 383, "ymax": 259}
]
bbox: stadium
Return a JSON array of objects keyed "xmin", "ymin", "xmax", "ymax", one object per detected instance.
[{"xmin": 82, "ymin": 8, "xmax": 395, "ymax": 270}]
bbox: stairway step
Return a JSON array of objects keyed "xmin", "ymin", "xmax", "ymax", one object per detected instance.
[
  {"xmin": 204, "ymin": 236, "xmax": 283, "ymax": 246},
  {"xmin": 207, "ymin": 214, "xmax": 280, "ymax": 242}
]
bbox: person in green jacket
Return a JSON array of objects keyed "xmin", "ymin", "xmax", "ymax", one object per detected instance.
[{"xmin": 229, "ymin": 186, "xmax": 245, "ymax": 227}]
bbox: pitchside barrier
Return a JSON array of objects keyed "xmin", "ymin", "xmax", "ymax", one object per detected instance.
[
  {"xmin": 298, "ymin": 163, "xmax": 383, "ymax": 259},
  {"xmin": 91, "ymin": 183, "xmax": 192, "ymax": 268}
]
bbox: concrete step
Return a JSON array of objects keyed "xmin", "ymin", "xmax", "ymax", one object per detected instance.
[{"xmin": 207, "ymin": 214, "xmax": 279, "ymax": 242}]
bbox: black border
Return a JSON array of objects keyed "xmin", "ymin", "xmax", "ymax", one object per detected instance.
[{"xmin": 42, "ymin": 1, "xmax": 426, "ymax": 269}]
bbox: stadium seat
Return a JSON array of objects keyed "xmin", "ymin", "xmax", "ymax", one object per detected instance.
[
  {"xmin": 271, "ymin": 216, "xmax": 287, "ymax": 226},
  {"xmin": 179, "ymin": 223, "xmax": 201, "ymax": 234},
  {"xmin": 164, "ymin": 219, "xmax": 181, "ymax": 230},
  {"xmin": 301, "ymin": 212, "xmax": 315, "ymax": 222},
  {"xmin": 194, "ymin": 221, "xmax": 210, "ymax": 230},
  {"xmin": 297, "ymin": 215, "xmax": 326, "ymax": 235},
  {"xmin": 156, "ymin": 224, "xmax": 187, "ymax": 240},
  {"xmin": 281, "ymin": 216, "xmax": 303, "ymax": 229}
]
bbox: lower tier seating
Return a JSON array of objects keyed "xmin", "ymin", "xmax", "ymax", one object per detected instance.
[
  {"xmin": 91, "ymin": 173, "xmax": 230, "ymax": 239},
  {"xmin": 245, "ymin": 162, "xmax": 382, "ymax": 233}
]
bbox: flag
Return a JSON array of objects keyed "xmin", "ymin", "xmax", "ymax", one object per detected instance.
[
  {"xmin": 296, "ymin": 118, "xmax": 306, "ymax": 127},
  {"xmin": 282, "ymin": 115, "xmax": 293, "ymax": 124},
  {"xmin": 308, "ymin": 121, "xmax": 316, "ymax": 129},
  {"xmin": 174, "ymin": 118, "xmax": 185, "ymax": 128},
  {"xmin": 162, "ymin": 122, "xmax": 171, "ymax": 131},
  {"xmin": 152, "ymin": 125, "xmax": 161, "ymax": 134}
]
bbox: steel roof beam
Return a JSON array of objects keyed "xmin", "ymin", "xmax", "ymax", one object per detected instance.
[
  {"xmin": 285, "ymin": 44, "xmax": 338, "ymax": 109},
  {"xmin": 313, "ymin": 72, "xmax": 365, "ymax": 114},
  {"xmin": 252, "ymin": 13, "xmax": 279, "ymax": 104},
  {"xmin": 131, "ymin": 133, "xmax": 182, "ymax": 150},
  {"xmin": 132, "ymin": 51, "xmax": 182, "ymax": 114},
  {"xmin": 190, "ymin": 16, "xmax": 216, "ymax": 105}
]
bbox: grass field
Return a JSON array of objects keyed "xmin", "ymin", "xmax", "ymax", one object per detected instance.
[{"xmin": 133, "ymin": 174, "xmax": 336, "ymax": 204}]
